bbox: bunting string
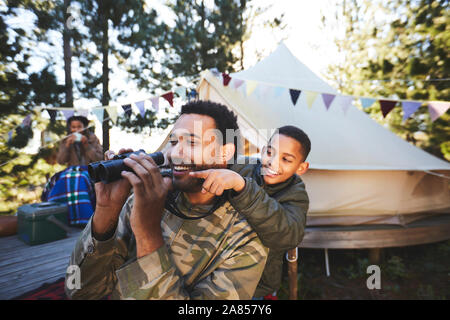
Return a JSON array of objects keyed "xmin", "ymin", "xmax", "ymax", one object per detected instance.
[
  {"xmin": 1, "ymin": 85, "xmax": 199, "ymax": 167},
  {"xmin": 218, "ymin": 71, "xmax": 449, "ymax": 121}
]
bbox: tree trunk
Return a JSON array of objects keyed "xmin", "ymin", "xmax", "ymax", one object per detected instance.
[
  {"xmin": 63, "ymin": 0, "xmax": 73, "ymax": 109},
  {"xmin": 99, "ymin": 1, "xmax": 110, "ymax": 152}
]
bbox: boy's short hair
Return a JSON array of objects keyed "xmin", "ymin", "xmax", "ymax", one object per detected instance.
[{"xmin": 276, "ymin": 125, "xmax": 311, "ymax": 161}]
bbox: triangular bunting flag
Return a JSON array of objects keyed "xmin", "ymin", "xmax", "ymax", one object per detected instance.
[
  {"xmin": 210, "ymin": 68, "xmax": 221, "ymax": 77},
  {"xmin": 305, "ymin": 91, "xmax": 318, "ymax": 109},
  {"xmin": 61, "ymin": 109, "xmax": 74, "ymax": 120},
  {"xmin": 321, "ymin": 93, "xmax": 336, "ymax": 110},
  {"xmin": 245, "ymin": 81, "xmax": 258, "ymax": 96},
  {"xmin": 77, "ymin": 108, "xmax": 89, "ymax": 117},
  {"xmin": 334, "ymin": 96, "xmax": 354, "ymax": 114},
  {"xmin": 188, "ymin": 89, "xmax": 197, "ymax": 101},
  {"xmin": 151, "ymin": 97, "xmax": 159, "ymax": 112},
  {"xmin": 402, "ymin": 101, "xmax": 422, "ymax": 121},
  {"xmin": 92, "ymin": 108, "xmax": 104, "ymax": 124},
  {"xmin": 135, "ymin": 100, "xmax": 146, "ymax": 117},
  {"xmin": 379, "ymin": 100, "xmax": 397, "ymax": 118},
  {"xmin": 122, "ymin": 104, "xmax": 132, "ymax": 118},
  {"xmin": 106, "ymin": 106, "xmax": 118, "ymax": 124},
  {"xmin": 233, "ymin": 79, "xmax": 244, "ymax": 89},
  {"xmin": 360, "ymin": 97, "xmax": 376, "ymax": 109},
  {"xmin": 428, "ymin": 101, "xmax": 450, "ymax": 122},
  {"xmin": 259, "ymin": 84, "xmax": 272, "ymax": 97},
  {"xmin": 21, "ymin": 114, "xmax": 32, "ymax": 127},
  {"xmin": 274, "ymin": 87, "xmax": 285, "ymax": 98},
  {"xmin": 161, "ymin": 92, "xmax": 174, "ymax": 107},
  {"xmin": 46, "ymin": 109, "xmax": 57, "ymax": 122},
  {"xmin": 222, "ymin": 73, "xmax": 232, "ymax": 86},
  {"xmin": 289, "ymin": 89, "xmax": 301, "ymax": 106},
  {"xmin": 174, "ymin": 87, "xmax": 186, "ymax": 100}
]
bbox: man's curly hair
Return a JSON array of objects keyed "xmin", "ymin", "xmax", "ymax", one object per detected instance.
[{"xmin": 180, "ymin": 100, "xmax": 240, "ymax": 156}]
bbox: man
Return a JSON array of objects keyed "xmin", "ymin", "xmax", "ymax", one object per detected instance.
[{"xmin": 65, "ymin": 100, "xmax": 268, "ymax": 300}]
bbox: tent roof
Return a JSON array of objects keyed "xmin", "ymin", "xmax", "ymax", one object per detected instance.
[
  {"xmin": 201, "ymin": 43, "xmax": 450, "ymax": 171},
  {"xmin": 232, "ymin": 43, "xmax": 337, "ymax": 94}
]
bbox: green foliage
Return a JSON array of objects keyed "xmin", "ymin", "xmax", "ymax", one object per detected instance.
[
  {"xmin": 343, "ymin": 257, "xmax": 370, "ymax": 279},
  {"xmin": 1, "ymin": 1, "xmax": 284, "ymax": 214},
  {"xmin": 323, "ymin": 0, "xmax": 450, "ymax": 160},
  {"xmin": 383, "ymin": 255, "xmax": 408, "ymax": 280},
  {"xmin": 7, "ymin": 125, "xmax": 34, "ymax": 149}
]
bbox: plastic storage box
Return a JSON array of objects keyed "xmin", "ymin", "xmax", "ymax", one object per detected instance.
[{"xmin": 17, "ymin": 202, "xmax": 70, "ymax": 245}]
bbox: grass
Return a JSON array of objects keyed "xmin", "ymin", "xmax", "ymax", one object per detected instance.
[{"xmin": 277, "ymin": 240, "xmax": 450, "ymax": 300}]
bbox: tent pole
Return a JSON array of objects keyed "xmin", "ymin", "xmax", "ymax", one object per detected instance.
[{"xmin": 324, "ymin": 248, "xmax": 330, "ymax": 277}]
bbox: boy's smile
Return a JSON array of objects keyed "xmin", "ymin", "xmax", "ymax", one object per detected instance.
[{"xmin": 261, "ymin": 133, "xmax": 309, "ymax": 185}]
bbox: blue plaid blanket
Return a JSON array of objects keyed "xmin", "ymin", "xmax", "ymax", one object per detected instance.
[{"xmin": 41, "ymin": 166, "xmax": 96, "ymax": 226}]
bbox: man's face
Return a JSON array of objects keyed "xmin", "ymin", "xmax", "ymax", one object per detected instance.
[
  {"xmin": 166, "ymin": 113, "xmax": 229, "ymax": 192},
  {"xmin": 69, "ymin": 120, "xmax": 85, "ymax": 134},
  {"xmin": 261, "ymin": 133, "xmax": 305, "ymax": 185}
]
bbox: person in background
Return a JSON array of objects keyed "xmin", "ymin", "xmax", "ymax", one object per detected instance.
[
  {"xmin": 56, "ymin": 115, "xmax": 103, "ymax": 166},
  {"xmin": 43, "ymin": 115, "xmax": 102, "ymax": 226}
]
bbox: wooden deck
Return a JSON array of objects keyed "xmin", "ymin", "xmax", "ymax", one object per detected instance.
[
  {"xmin": 0, "ymin": 214, "xmax": 449, "ymax": 299},
  {"xmin": 0, "ymin": 228, "xmax": 82, "ymax": 300}
]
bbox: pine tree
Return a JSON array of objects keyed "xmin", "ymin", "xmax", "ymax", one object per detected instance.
[{"xmin": 322, "ymin": 0, "xmax": 449, "ymax": 160}]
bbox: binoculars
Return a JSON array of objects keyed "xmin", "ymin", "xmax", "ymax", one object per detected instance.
[{"xmin": 88, "ymin": 150, "xmax": 169, "ymax": 184}]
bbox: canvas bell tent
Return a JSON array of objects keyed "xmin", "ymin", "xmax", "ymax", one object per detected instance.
[{"xmin": 197, "ymin": 43, "xmax": 450, "ymax": 230}]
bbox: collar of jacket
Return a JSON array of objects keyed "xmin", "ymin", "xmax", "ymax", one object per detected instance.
[{"xmin": 165, "ymin": 190, "xmax": 228, "ymax": 220}]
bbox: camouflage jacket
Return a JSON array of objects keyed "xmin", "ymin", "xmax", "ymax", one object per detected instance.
[
  {"xmin": 230, "ymin": 160, "xmax": 309, "ymax": 297},
  {"xmin": 65, "ymin": 191, "xmax": 268, "ymax": 300}
]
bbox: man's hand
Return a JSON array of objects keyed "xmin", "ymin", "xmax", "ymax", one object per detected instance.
[
  {"xmin": 189, "ymin": 169, "xmax": 245, "ymax": 196},
  {"xmin": 121, "ymin": 153, "xmax": 172, "ymax": 258},
  {"xmin": 92, "ymin": 148, "xmax": 133, "ymax": 240}
]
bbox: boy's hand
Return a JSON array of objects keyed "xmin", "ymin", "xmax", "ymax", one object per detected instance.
[{"xmin": 189, "ymin": 169, "xmax": 245, "ymax": 196}]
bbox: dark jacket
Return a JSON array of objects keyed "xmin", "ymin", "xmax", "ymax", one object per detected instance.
[{"xmin": 229, "ymin": 159, "xmax": 309, "ymax": 297}]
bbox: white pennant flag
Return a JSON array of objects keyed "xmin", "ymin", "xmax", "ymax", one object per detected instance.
[
  {"xmin": 333, "ymin": 95, "xmax": 354, "ymax": 114},
  {"xmin": 150, "ymin": 97, "xmax": 159, "ymax": 112}
]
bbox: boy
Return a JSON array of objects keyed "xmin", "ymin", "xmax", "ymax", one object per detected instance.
[{"xmin": 189, "ymin": 125, "xmax": 310, "ymax": 298}]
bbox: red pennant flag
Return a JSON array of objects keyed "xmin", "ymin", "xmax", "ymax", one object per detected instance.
[
  {"xmin": 161, "ymin": 92, "xmax": 174, "ymax": 107},
  {"xmin": 222, "ymin": 73, "xmax": 232, "ymax": 86},
  {"xmin": 379, "ymin": 100, "xmax": 397, "ymax": 118}
]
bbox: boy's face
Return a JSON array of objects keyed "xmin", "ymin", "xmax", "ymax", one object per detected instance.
[{"xmin": 261, "ymin": 133, "xmax": 309, "ymax": 185}]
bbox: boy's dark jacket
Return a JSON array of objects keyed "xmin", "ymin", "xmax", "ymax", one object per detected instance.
[{"xmin": 229, "ymin": 159, "xmax": 309, "ymax": 297}]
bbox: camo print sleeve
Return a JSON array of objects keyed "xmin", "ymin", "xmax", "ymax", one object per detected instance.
[
  {"xmin": 65, "ymin": 199, "xmax": 133, "ymax": 300},
  {"xmin": 115, "ymin": 211, "xmax": 268, "ymax": 300}
]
